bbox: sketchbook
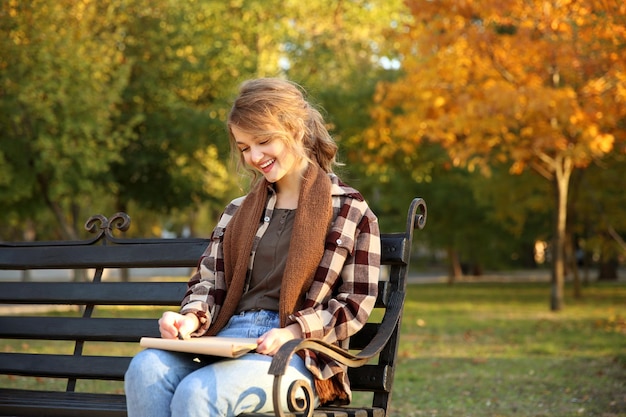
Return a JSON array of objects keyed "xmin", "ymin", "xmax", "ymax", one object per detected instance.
[{"xmin": 140, "ymin": 336, "xmax": 258, "ymax": 358}]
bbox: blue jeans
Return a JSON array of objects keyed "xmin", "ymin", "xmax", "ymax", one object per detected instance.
[{"xmin": 124, "ymin": 310, "xmax": 318, "ymax": 417}]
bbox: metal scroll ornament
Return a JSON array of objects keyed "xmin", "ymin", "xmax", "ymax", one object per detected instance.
[{"xmin": 84, "ymin": 212, "xmax": 131, "ymax": 243}]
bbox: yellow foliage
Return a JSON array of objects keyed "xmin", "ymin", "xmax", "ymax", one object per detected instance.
[
  {"xmin": 433, "ymin": 96, "xmax": 446, "ymax": 108},
  {"xmin": 370, "ymin": 0, "xmax": 625, "ymax": 176},
  {"xmin": 509, "ymin": 161, "xmax": 526, "ymax": 175},
  {"xmin": 588, "ymin": 132, "xmax": 615, "ymax": 155}
]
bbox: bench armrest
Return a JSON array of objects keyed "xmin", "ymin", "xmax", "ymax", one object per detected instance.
[{"xmin": 267, "ymin": 289, "xmax": 406, "ymax": 417}]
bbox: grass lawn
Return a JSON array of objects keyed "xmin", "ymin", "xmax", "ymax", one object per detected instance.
[
  {"xmin": 1, "ymin": 281, "xmax": 624, "ymax": 417},
  {"xmin": 377, "ymin": 281, "xmax": 626, "ymax": 417}
]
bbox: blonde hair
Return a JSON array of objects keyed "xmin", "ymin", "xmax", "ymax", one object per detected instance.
[{"xmin": 227, "ymin": 78, "xmax": 338, "ymax": 176}]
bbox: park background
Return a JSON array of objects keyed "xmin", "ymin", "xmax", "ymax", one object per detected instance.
[{"xmin": 1, "ymin": 1, "xmax": 625, "ymax": 415}]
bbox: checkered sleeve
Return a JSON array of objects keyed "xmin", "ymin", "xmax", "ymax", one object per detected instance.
[{"xmin": 179, "ymin": 197, "xmax": 244, "ymax": 336}]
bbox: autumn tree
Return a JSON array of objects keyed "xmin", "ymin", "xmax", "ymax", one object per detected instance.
[
  {"xmin": 278, "ymin": 0, "xmax": 417, "ymax": 227},
  {"xmin": 369, "ymin": 0, "xmax": 626, "ymax": 310}
]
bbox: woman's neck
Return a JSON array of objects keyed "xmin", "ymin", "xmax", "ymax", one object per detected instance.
[{"xmin": 274, "ymin": 159, "xmax": 309, "ymax": 209}]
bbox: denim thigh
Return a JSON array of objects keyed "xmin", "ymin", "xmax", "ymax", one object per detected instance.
[{"xmin": 125, "ymin": 310, "xmax": 318, "ymax": 417}]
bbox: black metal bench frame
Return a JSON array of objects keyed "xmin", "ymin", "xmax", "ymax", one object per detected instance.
[{"xmin": 0, "ymin": 198, "xmax": 426, "ymax": 417}]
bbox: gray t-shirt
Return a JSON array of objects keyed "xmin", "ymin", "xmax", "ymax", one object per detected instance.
[{"xmin": 236, "ymin": 208, "xmax": 295, "ymax": 313}]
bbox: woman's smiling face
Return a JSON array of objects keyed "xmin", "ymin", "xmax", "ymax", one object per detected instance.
[{"xmin": 231, "ymin": 125, "xmax": 301, "ymax": 185}]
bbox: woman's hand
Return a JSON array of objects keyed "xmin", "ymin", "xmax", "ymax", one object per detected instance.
[
  {"xmin": 256, "ymin": 323, "xmax": 301, "ymax": 356},
  {"xmin": 158, "ymin": 311, "xmax": 199, "ymax": 339}
]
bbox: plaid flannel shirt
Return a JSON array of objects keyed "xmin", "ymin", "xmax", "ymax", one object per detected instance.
[{"xmin": 181, "ymin": 173, "xmax": 381, "ymax": 400}]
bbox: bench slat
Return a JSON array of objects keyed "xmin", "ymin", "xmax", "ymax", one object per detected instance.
[
  {"xmin": 0, "ymin": 389, "xmax": 126, "ymax": 417},
  {"xmin": 241, "ymin": 408, "xmax": 384, "ymax": 417},
  {"xmin": 0, "ymin": 281, "xmax": 390, "ymax": 308},
  {"xmin": 314, "ymin": 406, "xmax": 385, "ymax": 417},
  {"xmin": 0, "ymin": 235, "xmax": 407, "ymax": 270},
  {"xmin": 0, "ymin": 389, "xmax": 385, "ymax": 417},
  {"xmin": 0, "ymin": 282, "xmax": 186, "ymax": 305},
  {"xmin": 0, "ymin": 317, "xmax": 160, "ymax": 341},
  {"xmin": 0, "ymin": 353, "xmax": 130, "ymax": 380},
  {"xmin": 0, "ymin": 240, "xmax": 209, "ymax": 270},
  {"xmin": 0, "ymin": 316, "xmax": 380, "ymax": 347},
  {"xmin": 0, "ymin": 350, "xmax": 391, "ymax": 391}
]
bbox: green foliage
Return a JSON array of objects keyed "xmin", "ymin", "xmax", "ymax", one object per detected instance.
[
  {"xmin": 107, "ymin": 0, "xmax": 247, "ymax": 215},
  {"xmin": 571, "ymin": 153, "xmax": 626, "ymax": 261},
  {"xmin": 0, "ymin": 0, "xmax": 133, "ymax": 237},
  {"xmin": 0, "ymin": 0, "xmax": 408, "ymax": 240}
]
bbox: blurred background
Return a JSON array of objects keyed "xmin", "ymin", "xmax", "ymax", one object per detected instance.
[{"xmin": 1, "ymin": 0, "xmax": 625, "ymax": 305}]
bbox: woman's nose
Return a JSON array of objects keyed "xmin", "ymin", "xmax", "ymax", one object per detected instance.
[{"xmin": 249, "ymin": 146, "xmax": 263, "ymax": 164}]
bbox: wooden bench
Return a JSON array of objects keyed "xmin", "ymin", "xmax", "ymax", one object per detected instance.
[{"xmin": 0, "ymin": 198, "xmax": 426, "ymax": 417}]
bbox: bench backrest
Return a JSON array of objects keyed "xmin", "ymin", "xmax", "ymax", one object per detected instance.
[{"xmin": 0, "ymin": 199, "xmax": 426, "ymax": 410}]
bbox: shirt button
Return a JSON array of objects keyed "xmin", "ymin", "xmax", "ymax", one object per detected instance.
[
  {"xmin": 336, "ymin": 239, "xmax": 342, "ymax": 245},
  {"xmin": 264, "ymin": 216, "xmax": 271, "ymax": 222}
]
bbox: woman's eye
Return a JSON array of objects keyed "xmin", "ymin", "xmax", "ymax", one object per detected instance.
[{"xmin": 240, "ymin": 147, "xmax": 249, "ymax": 153}]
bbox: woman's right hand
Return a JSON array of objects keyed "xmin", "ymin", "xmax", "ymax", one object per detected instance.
[{"xmin": 158, "ymin": 311, "xmax": 199, "ymax": 339}]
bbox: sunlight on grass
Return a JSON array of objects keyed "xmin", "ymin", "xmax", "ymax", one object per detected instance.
[{"xmin": 390, "ymin": 282, "xmax": 626, "ymax": 417}]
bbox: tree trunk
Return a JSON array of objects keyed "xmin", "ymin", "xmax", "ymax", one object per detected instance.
[
  {"xmin": 582, "ymin": 255, "xmax": 591, "ymax": 286},
  {"xmin": 447, "ymin": 247, "xmax": 462, "ymax": 285},
  {"xmin": 550, "ymin": 155, "xmax": 573, "ymax": 311},
  {"xmin": 37, "ymin": 174, "xmax": 80, "ymax": 240},
  {"xmin": 121, "ymin": 268, "xmax": 131, "ymax": 282},
  {"xmin": 21, "ymin": 220, "xmax": 36, "ymax": 282},
  {"xmin": 567, "ymin": 233, "xmax": 582, "ymax": 299}
]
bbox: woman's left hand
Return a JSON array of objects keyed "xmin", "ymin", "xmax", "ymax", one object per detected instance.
[{"xmin": 256, "ymin": 323, "xmax": 301, "ymax": 356}]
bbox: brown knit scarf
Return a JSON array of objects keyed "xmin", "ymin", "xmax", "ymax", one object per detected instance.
[
  {"xmin": 211, "ymin": 162, "xmax": 332, "ymax": 333},
  {"xmin": 210, "ymin": 162, "xmax": 345, "ymax": 403}
]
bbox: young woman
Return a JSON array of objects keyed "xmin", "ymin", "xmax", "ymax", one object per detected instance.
[{"xmin": 124, "ymin": 78, "xmax": 381, "ymax": 417}]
